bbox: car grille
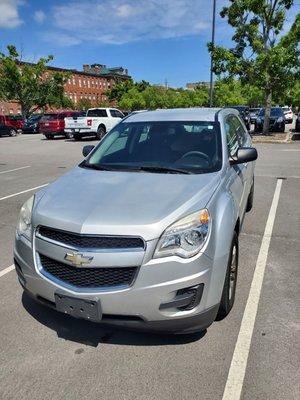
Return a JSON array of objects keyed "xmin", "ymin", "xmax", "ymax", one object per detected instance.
[
  {"xmin": 38, "ymin": 226, "xmax": 145, "ymax": 250},
  {"xmin": 39, "ymin": 254, "xmax": 137, "ymax": 288}
]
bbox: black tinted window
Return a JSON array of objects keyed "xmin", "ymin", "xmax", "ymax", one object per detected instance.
[
  {"xmin": 87, "ymin": 109, "xmax": 108, "ymax": 117},
  {"xmin": 110, "ymin": 109, "xmax": 124, "ymax": 118}
]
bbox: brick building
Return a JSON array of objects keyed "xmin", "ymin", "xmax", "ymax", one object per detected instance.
[{"xmin": 0, "ymin": 63, "xmax": 130, "ymax": 115}]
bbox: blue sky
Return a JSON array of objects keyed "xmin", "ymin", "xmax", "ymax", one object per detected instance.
[{"xmin": 0, "ymin": 0, "xmax": 299, "ymax": 87}]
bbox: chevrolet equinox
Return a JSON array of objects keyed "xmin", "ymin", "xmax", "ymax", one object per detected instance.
[{"xmin": 14, "ymin": 108, "xmax": 257, "ymax": 334}]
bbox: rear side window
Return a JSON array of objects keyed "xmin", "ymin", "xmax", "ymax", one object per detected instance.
[
  {"xmin": 110, "ymin": 109, "xmax": 124, "ymax": 118},
  {"xmin": 87, "ymin": 109, "xmax": 108, "ymax": 117}
]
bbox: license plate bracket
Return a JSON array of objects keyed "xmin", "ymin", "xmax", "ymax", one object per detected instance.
[{"xmin": 55, "ymin": 293, "xmax": 102, "ymax": 322}]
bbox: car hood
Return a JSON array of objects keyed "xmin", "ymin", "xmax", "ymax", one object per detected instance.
[{"xmin": 34, "ymin": 166, "xmax": 221, "ymax": 241}]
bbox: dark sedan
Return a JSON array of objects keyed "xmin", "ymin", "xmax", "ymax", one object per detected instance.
[
  {"xmin": 22, "ymin": 114, "xmax": 43, "ymax": 134},
  {"xmin": 0, "ymin": 124, "xmax": 17, "ymax": 137},
  {"xmin": 255, "ymin": 108, "xmax": 285, "ymax": 133}
]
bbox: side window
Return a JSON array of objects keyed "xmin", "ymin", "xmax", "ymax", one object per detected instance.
[
  {"xmin": 110, "ymin": 109, "xmax": 124, "ymax": 118},
  {"xmin": 231, "ymin": 115, "xmax": 248, "ymax": 146},
  {"xmin": 225, "ymin": 116, "xmax": 239, "ymax": 157}
]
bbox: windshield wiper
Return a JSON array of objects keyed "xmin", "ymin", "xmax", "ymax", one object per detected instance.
[
  {"xmin": 80, "ymin": 162, "xmax": 116, "ymax": 171},
  {"xmin": 138, "ymin": 165, "xmax": 192, "ymax": 174}
]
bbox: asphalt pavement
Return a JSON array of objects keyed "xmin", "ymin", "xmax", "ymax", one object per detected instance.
[{"xmin": 0, "ymin": 132, "xmax": 299, "ymax": 400}]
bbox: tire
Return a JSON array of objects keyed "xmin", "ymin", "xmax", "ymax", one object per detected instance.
[
  {"xmin": 9, "ymin": 129, "xmax": 17, "ymax": 137},
  {"xmin": 280, "ymin": 125, "xmax": 285, "ymax": 133},
  {"xmin": 216, "ymin": 232, "xmax": 239, "ymax": 321},
  {"xmin": 96, "ymin": 126, "xmax": 106, "ymax": 140},
  {"xmin": 45, "ymin": 134, "xmax": 53, "ymax": 140},
  {"xmin": 73, "ymin": 133, "xmax": 81, "ymax": 141},
  {"xmin": 65, "ymin": 132, "xmax": 73, "ymax": 139},
  {"xmin": 246, "ymin": 180, "xmax": 254, "ymax": 212}
]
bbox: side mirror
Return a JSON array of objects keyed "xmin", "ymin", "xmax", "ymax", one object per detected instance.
[
  {"xmin": 230, "ymin": 147, "xmax": 258, "ymax": 165},
  {"xmin": 82, "ymin": 145, "xmax": 94, "ymax": 157}
]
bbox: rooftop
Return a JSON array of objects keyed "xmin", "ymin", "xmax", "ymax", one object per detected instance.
[{"xmin": 126, "ymin": 108, "xmax": 223, "ymax": 122}]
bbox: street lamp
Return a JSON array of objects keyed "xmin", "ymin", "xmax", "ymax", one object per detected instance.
[{"xmin": 209, "ymin": 0, "xmax": 216, "ymax": 107}]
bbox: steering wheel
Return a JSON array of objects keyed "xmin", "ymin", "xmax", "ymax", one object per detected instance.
[{"xmin": 180, "ymin": 151, "xmax": 210, "ymax": 164}]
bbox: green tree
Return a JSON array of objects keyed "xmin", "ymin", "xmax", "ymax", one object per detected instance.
[
  {"xmin": 209, "ymin": 1, "xmax": 300, "ymax": 134},
  {"xmin": 0, "ymin": 45, "xmax": 71, "ymax": 119},
  {"xmin": 213, "ymin": 79, "xmax": 246, "ymax": 106}
]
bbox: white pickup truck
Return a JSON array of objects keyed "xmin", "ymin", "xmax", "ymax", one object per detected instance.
[{"xmin": 64, "ymin": 108, "xmax": 124, "ymax": 140}]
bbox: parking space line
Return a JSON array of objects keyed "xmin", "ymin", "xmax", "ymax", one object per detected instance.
[
  {"xmin": 0, "ymin": 183, "xmax": 48, "ymax": 202},
  {"xmin": 0, "ymin": 166, "xmax": 31, "ymax": 175},
  {"xmin": 222, "ymin": 179, "xmax": 283, "ymax": 400},
  {"xmin": 0, "ymin": 265, "xmax": 15, "ymax": 278}
]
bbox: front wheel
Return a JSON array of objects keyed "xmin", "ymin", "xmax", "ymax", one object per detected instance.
[{"xmin": 216, "ymin": 232, "xmax": 239, "ymax": 321}]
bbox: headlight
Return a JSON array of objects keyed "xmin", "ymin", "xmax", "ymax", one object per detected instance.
[
  {"xmin": 257, "ymin": 117, "xmax": 262, "ymax": 123},
  {"xmin": 277, "ymin": 117, "xmax": 283, "ymax": 123},
  {"xmin": 17, "ymin": 196, "xmax": 34, "ymax": 240},
  {"xmin": 154, "ymin": 209, "xmax": 211, "ymax": 259}
]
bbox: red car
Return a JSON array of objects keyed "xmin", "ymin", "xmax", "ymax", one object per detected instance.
[
  {"xmin": 39, "ymin": 111, "xmax": 81, "ymax": 139},
  {"xmin": 0, "ymin": 115, "xmax": 24, "ymax": 131}
]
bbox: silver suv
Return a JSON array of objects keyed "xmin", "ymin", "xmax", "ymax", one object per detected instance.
[{"xmin": 14, "ymin": 108, "xmax": 257, "ymax": 334}]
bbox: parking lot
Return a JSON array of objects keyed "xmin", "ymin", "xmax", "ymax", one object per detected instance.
[{"xmin": 0, "ymin": 133, "xmax": 299, "ymax": 400}]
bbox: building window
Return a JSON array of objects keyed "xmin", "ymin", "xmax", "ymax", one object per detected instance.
[
  {"xmin": 68, "ymin": 78, "xmax": 71, "ymax": 84},
  {"xmin": 73, "ymin": 78, "xmax": 76, "ymax": 85},
  {"xmin": 87, "ymin": 80, "xmax": 90, "ymax": 88},
  {"xmin": 83, "ymin": 79, "xmax": 86, "ymax": 86},
  {"xmin": 79, "ymin": 79, "xmax": 82, "ymax": 87}
]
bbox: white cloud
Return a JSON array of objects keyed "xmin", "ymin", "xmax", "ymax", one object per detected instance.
[
  {"xmin": 34, "ymin": 10, "xmax": 46, "ymax": 24},
  {"xmin": 43, "ymin": 32, "xmax": 82, "ymax": 46},
  {"xmin": 0, "ymin": 0, "xmax": 24, "ymax": 28},
  {"xmin": 51, "ymin": 0, "xmax": 212, "ymax": 45}
]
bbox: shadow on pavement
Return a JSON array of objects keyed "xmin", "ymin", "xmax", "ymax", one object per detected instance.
[{"xmin": 22, "ymin": 292, "xmax": 206, "ymax": 347}]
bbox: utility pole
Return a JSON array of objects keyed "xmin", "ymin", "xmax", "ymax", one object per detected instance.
[{"xmin": 209, "ymin": 0, "xmax": 216, "ymax": 107}]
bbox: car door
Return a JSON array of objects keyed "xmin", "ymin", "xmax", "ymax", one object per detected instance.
[{"xmin": 225, "ymin": 115, "xmax": 247, "ymax": 220}]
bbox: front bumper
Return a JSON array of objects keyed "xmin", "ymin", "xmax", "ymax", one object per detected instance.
[{"xmin": 14, "ymin": 233, "xmax": 226, "ymax": 333}]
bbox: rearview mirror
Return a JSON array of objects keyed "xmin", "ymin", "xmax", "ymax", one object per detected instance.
[
  {"xmin": 82, "ymin": 145, "xmax": 94, "ymax": 157},
  {"xmin": 230, "ymin": 147, "xmax": 258, "ymax": 165}
]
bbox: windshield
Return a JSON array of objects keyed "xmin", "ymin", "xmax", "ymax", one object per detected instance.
[
  {"xmin": 232, "ymin": 106, "xmax": 249, "ymax": 113},
  {"xmin": 84, "ymin": 121, "xmax": 222, "ymax": 174},
  {"xmin": 258, "ymin": 108, "xmax": 283, "ymax": 117}
]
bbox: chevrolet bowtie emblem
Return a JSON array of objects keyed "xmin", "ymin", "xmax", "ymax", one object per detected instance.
[{"xmin": 64, "ymin": 252, "xmax": 93, "ymax": 267}]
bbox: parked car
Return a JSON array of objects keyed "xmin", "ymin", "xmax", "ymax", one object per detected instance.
[
  {"xmin": 0, "ymin": 124, "xmax": 17, "ymax": 137},
  {"xmin": 0, "ymin": 115, "xmax": 24, "ymax": 131},
  {"xmin": 39, "ymin": 111, "xmax": 82, "ymax": 139},
  {"xmin": 255, "ymin": 107, "xmax": 285, "ymax": 132},
  {"xmin": 282, "ymin": 106, "xmax": 294, "ymax": 124},
  {"xmin": 230, "ymin": 106, "xmax": 251, "ymax": 130},
  {"xmin": 22, "ymin": 114, "xmax": 43, "ymax": 134},
  {"xmin": 295, "ymin": 113, "xmax": 300, "ymax": 132},
  {"xmin": 64, "ymin": 108, "xmax": 124, "ymax": 140},
  {"xmin": 249, "ymin": 108, "xmax": 260, "ymax": 124},
  {"xmin": 14, "ymin": 107, "xmax": 257, "ymax": 334}
]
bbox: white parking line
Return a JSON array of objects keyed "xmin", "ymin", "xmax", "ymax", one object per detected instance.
[
  {"xmin": 0, "ymin": 265, "xmax": 15, "ymax": 278},
  {"xmin": 222, "ymin": 178, "xmax": 283, "ymax": 400},
  {"xmin": 0, "ymin": 166, "xmax": 31, "ymax": 175},
  {"xmin": 0, "ymin": 183, "xmax": 48, "ymax": 202}
]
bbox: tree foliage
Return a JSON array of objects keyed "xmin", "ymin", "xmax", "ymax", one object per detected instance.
[
  {"xmin": 0, "ymin": 45, "xmax": 71, "ymax": 119},
  {"xmin": 209, "ymin": 0, "xmax": 300, "ymax": 133}
]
